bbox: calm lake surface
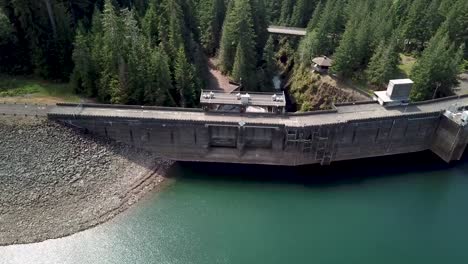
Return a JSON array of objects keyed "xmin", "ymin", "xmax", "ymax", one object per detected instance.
[{"xmin": 1, "ymin": 152, "xmax": 468, "ymax": 264}]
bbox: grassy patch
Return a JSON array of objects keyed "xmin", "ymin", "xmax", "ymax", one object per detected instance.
[
  {"xmin": 350, "ymin": 79, "xmax": 374, "ymax": 96},
  {"xmin": 398, "ymin": 54, "xmax": 417, "ymax": 78},
  {"xmin": 0, "ymin": 75, "xmax": 82, "ymax": 103},
  {"xmin": 463, "ymin": 59, "xmax": 468, "ymax": 71}
]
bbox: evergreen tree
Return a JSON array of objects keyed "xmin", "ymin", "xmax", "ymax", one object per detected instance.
[
  {"xmin": 401, "ymin": 0, "xmax": 443, "ymax": 53},
  {"xmin": 151, "ymin": 0, "xmax": 183, "ymax": 62},
  {"xmin": 219, "ymin": 0, "xmax": 257, "ymax": 76},
  {"xmin": 370, "ymin": 0, "xmax": 394, "ymax": 48},
  {"xmin": 290, "ymin": 0, "xmax": 316, "ymax": 27},
  {"xmin": 180, "ymin": 0, "xmax": 200, "ymax": 43},
  {"xmin": 142, "ymin": 0, "xmax": 161, "ymax": 47},
  {"xmin": 145, "ymin": 47, "xmax": 175, "ymax": 106},
  {"xmin": 366, "ymin": 40, "xmax": 400, "ymax": 87},
  {"xmin": 0, "ymin": 7, "xmax": 13, "ymax": 45},
  {"xmin": 219, "ymin": 1, "xmax": 238, "ymax": 73},
  {"xmin": 90, "ymin": 5, "xmax": 105, "ymax": 97},
  {"xmin": 174, "ymin": 47, "xmax": 197, "ymax": 107},
  {"xmin": 306, "ymin": 0, "xmax": 323, "ymax": 32},
  {"xmin": 265, "ymin": 0, "xmax": 282, "ymax": 24},
  {"xmin": 0, "ymin": 7, "xmax": 16, "ymax": 73},
  {"xmin": 198, "ymin": 0, "xmax": 226, "ymax": 55},
  {"xmin": 262, "ymin": 36, "xmax": 277, "ymax": 86},
  {"xmin": 279, "ymin": 0, "xmax": 295, "ymax": 26},
  {"xmin": 232, "ymin": 39, "xmax": 257, "ymax": 89},
  {"xmin": 250, "ymin": 0, "xmax": 269, "ymax": 58},
  {"xmin": 71, "ymin": 23, "xmax": 96, "ymax": 96},
  {"xmin": 330, "ymin": 21, "xmax": 357, "ymax": 77},
  {"xmin": 331, "ymin": 1, "xmax": 372, "ymax": 77},
  {"xmin": 410, "ymin": 32, "xmax": 464, "ymax": 101},
  {"xmin": 440, "ymin": 0, "xmax": 468, "ymax": 58},
  {"xmin": 297, "ymin": 0, "xmax": 346, "ymax": 65},
  {"xmin": 98, "ymin": 0, "xmax": 122, "ymax": 102}
]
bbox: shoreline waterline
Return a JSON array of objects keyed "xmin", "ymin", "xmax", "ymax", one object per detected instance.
[{"xmin": 0, "ymin": 116, "xmax": 174, "ymax": 246}]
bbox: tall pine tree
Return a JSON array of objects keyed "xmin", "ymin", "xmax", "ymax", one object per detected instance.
[{"xmin": 410, "ymin": 31, "xmax": 464, "ymax": 101}]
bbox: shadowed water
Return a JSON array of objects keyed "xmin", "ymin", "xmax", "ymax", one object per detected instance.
[{"xmin": 1, "ymin": 151, "xmax": 468, "ymax": 264}]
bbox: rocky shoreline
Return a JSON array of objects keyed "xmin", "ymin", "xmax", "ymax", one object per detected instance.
[{"xmin": 0, "ymin": 116, "xmax": 173, "ymax": 246}]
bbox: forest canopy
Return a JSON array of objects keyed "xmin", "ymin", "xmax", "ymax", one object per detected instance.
[{"xmin": 0, "ymin": 0, "xmax": 467, "ymax": 108}]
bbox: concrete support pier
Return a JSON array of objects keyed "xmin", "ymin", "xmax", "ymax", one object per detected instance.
[{"xmin": 431, "ymin": 111, "xmax": 468, "ymax": 162}]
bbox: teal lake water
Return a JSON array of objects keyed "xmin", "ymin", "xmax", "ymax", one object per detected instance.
[{"xmin": 1, "ymin": 152, "xmax": 468, "ymax": 264}]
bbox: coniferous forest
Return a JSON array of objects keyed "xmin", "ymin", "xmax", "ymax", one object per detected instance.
[{"xmin": 0, "ymin": 0, "xmax": 467, "ymax": 110}]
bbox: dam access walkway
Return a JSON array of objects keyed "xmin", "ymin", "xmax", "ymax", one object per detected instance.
[{"xmin": 47, "ymin": 95, "xmax": 468, "ymax": 128}]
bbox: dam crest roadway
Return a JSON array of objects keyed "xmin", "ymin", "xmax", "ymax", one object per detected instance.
[{"xmin": 2, "ymin": 94, "xmax": 468, "ymax": 166}]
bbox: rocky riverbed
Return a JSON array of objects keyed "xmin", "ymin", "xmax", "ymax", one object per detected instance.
[{"xmin": 0, "ymin": 116, "xmax": 173, "ymax": 246}]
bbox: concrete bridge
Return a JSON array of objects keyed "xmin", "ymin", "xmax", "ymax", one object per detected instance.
[
  {"xmin": 267, "ymin": 26, "xmax": 307, "ymax": 36},
  {"xmin": 2, "ymin": 96, "xmax": 468, "ymax": 166}
]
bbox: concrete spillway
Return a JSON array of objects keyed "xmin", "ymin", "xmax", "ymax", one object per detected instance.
[{"xmin": 39, "ymin": 95, "xmax": 468, "ymax": 166}]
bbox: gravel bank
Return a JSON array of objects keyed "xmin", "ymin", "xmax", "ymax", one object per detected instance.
[{"xmin": 0, "ymin": 116, "xmax": 173, "ymax": 246}]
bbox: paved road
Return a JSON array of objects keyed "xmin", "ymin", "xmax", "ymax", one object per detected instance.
[
  {"xmin": 0, "ymin": 103, "xmax": 53, "ymax": 117},
  {"xmin": 48, "ymin": 96, "xmax": 468, "ymax": 127}
]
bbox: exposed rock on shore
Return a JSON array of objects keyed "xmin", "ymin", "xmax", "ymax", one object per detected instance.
[{"xmin": 0, "ymin": 116, "xmax": 173, "ymax": 246}]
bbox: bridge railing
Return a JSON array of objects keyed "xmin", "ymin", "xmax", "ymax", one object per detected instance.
[
  {"xmin": 56, "ymin": 103, "xmax": 205, "ymax": 113},
  {"xmin": 52, "ymin": 94, "xmax": 468, "ymax": 121}
]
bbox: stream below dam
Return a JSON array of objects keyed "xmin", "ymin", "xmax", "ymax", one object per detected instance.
[{"xmin": 1, "ymin": 151, "xmax": 468, "ymax": 264}]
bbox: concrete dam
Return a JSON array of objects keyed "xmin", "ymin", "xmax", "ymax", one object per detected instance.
[{"xmin": 30, "ymin": 93, "xmax": 466, "ymax": 166}]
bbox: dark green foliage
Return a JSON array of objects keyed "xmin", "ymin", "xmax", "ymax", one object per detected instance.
[
  {"xmin": 1, "ymin": 0, "xmax": 467, "ymax": 108},
  {"xmin": 439, "ymin": 0, "xmax": 468, "ymax": 58},
  {"xmin": 306, "ymin": 0, "xmax": 323, "ymax": 32},
  {"xmin": 265, "ymin": 0, "xmax": 281, "ymax": 24},
  {"xmin": 0, "ymin": 8, "xmax": 17, "ymax": 73},
  {"xmin": 410, "ymin": 32, "xmax": 464, "ymax": 101},
  {"xmin": 290, "ymin": 0, "xmax": 316, "ymax": 27},
  {"xmin": 197, "ymin": 0, "xmax": 226, "ymax": 55},
  {"xmin": 331, "ymin": 0, "xmax": 373, "ymax": 77},
  {"xmin": 400, "ymin": 0, "xmax": 444, "ymax": 53},
  {"xmin": 250, "ymin": 0, "xmax": 269, "ymax": 58},
  {"xmin": 219, "ymin": 0, "xmax": 260, "ymax": 90},
  {"xmin": 366, "ymin": 40, "xmax": 400, "ymax": 87},
  {"xmin": 146, "ymin": 48, "xmax": 173, "ymax": 106},
  {"xmin": 297, "ymin": 0, "xmax": 346, "ymax": 65},
  {"xmin": 0, "ymin": 0, "xmax": 74, "ymax": 79},
  {"xmin": 279, "ymin": 0, "xmax": 295, "ymax": 26},
  {"xmin": 232, "ymin": 38, "xmax": 257, "ymax": 89},
  {"xmin": 261, "ymin": 36, "xmax": 277, "ymax": 89},
  {"xmin": 174, "ymin": 47, "xmax": 197, "ymax": 107},
  {"xmin": 0, "ymin": 8, "xmax": 13, "ymax": 44},
  {"xmin": 68, "ymin": 0, "xmax": 204, "ymax": 107},
  {"xmin": 71, "ymin": 23, "xmax": 96, "ymax": 97}
]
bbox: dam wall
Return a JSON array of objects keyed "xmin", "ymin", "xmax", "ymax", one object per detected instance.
[
  {"xmin": 45, "ymin": 100, "xmax": 468, "ymax": 166},
  {"xmin": 431, "ymin": 113, "xmax": 468, "ymax": 162}
]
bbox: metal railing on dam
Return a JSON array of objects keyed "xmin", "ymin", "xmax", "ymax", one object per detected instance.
[{"xmin": 3, "ymin": 96, "xmax": 468, "ymax": 166}]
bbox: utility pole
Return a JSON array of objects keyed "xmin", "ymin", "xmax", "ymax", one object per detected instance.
[
  {"xmin": 432, "ymin": 82, "xmax": 441, "ymax": 100},
  {"xmin": 43, "ymin": 0, "xmax": 57, "ymax": 38}
]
